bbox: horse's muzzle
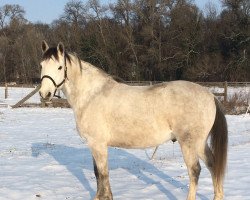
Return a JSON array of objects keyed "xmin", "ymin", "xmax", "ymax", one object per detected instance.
[{"xmin": 39, "ymin": 91, "xmax": 52, "ymax": 101}]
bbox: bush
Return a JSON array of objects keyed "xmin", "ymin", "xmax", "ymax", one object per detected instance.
[{"xmin": 224, "ymin": 91, "xmax": 250, "ymax": 115}]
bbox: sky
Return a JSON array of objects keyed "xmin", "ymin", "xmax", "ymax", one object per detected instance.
[{"xmin": 0, "ymin": 0, "xmax": 222, "ymax": 24}]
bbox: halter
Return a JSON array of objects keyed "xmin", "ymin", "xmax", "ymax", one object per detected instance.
[{"xmin": 41, "ymin": 54, "xmax": 68, "ymax": 98}]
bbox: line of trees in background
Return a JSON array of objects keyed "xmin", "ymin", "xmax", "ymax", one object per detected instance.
[{"xmin": 0, "ymin": 0, "xmax": 249, "ymax": 84}]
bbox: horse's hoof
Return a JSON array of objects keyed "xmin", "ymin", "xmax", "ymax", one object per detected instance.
[
  {"xmin": 94, "ymin": 196, "xmax": 113, "ymax": 200},
  {"xmin": 213, "ymin": 194, "xmax": 224, "ymax": 200},
  {"xmin": 213, "ymin": 197, "xmax": 223, "ymax": 200}
]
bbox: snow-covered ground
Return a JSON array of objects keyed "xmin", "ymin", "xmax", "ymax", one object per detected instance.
[
  {"xmin": 209, "ymin": 86, "xmax": 250, "ymax": 103},
  {"xmin": 0, "ymin": 86, "xmax": 40, "ymax": 106},
  {"xmin": 0, "ymin": 86, "xmax": 250, "ymax": 200}
]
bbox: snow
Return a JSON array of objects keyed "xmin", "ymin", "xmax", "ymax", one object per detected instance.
[
  {"xmin": 0, "ymin": 86, "xmax": 40, "ymax": 106},
  {"xmin": 0, "ymin": 86, "xmax": 250, "ymax": 200},
  {"xmin": 209, "ymin": 86, "xmax": 250, "ymax": 103}
]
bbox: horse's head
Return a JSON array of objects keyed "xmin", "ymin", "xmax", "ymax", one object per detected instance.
[{"xmin": 39, "ymin": 40, "xmax": 67, "ymax": 101}]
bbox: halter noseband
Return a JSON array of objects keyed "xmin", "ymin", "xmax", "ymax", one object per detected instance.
[{"xmin": 41, "ymin": 55, "xmax": 68, "ymax": 98}]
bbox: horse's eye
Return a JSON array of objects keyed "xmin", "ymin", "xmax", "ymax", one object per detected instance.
[{"xmin": 58, "ymin": 66, "xmax": 63, "ymax": 70}]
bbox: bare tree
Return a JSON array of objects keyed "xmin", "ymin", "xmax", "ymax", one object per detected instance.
[
  {"xmin": 0, "ymin": 1, "xmax": 249, "ymax": 83},
  {"xmin": 0, "ymin": 36, "xmax": 9, "ymax": 83},
  {"xmin": 62, "ymin": 0, "xmax": 87, "ymax": 27},
  {"xmin": 0, "ymin": 4, "xmax": 25, "ymax": 29}
]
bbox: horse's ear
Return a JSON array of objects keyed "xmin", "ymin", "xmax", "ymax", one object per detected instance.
[
  {"xmin": 57, "ymin": 42, "xmax": 65, "ymax": 56},
  {"xmin": 41, "ymin": 40, "xmax": 49, "ymax": 53}
]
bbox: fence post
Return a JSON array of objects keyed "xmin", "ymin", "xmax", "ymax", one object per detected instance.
[
  {"xmin": 12, "ymin": 85, "xmax": 41, "ymax": 108},
  {"xmin": 224, "ymin": 81, "xmax": 228, "ymax": 103},
  {"xmin": 5, "ymin": 83, "xmax": 8, "ymax": 99}
]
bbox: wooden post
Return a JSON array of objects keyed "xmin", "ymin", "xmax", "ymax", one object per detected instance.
[
  {"xmin": 224, "ymin": 81, "xmax": 228, "ymax": 103},
  {"xmin": 246, "ymin": 105, "xmax": 250, "ymax": 114},
  {"xmin": 40, "ymin": 99, "xmax": 46, "ymax": 108},
  {"xmin": 150, "ymin": 146, "xmax": 159, "ymax": 160},
  {"xmin": 4, "ymin": 83, "xmax": 8, "ymax": 99},
  {"xmin": 12, "ymin": 85, "xmax": 41, "ymax": 108}
]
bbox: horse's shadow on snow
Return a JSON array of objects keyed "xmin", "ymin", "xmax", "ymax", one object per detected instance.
[{"xmin": 31, "ymin": 143, "xmax": 208, "ymax": 200}]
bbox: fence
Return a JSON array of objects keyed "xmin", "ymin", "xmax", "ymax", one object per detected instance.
[
  {"xmin": 3, "ymin": 81, "xmax": 250, "ymax": 108},
  {"xmin": 124, "ymin": 81, "xmax": 250, "ymax": 87},
  {"xmin": 198, "ymin": 82, "xmax": 228, "ymax": 102},
  {"xmin": 125, "ymin": 81, "xmax": 249, "ymax": 103}
]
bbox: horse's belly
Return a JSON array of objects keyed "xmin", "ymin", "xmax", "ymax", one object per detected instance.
[
  {"xmin": 108, "ymin": 128, "xmax": 173, "ymax": 148},
  {"xmin": 106, "ymin": 108, "xmax": 173, "ymax": 148}
]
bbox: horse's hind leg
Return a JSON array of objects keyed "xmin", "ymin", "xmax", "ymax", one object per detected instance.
[
  {"xmin": 198, "ymin": 144, "xmax": 223, "ymax": 200},
  {"xmin": 180, "ymin": 141, "xmax": 201, "ymax": 200},
  {"xmin": 91, "ymin": 143, "xmax": 113, "ymax": 200}
]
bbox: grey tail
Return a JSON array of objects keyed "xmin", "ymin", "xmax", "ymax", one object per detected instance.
[{"xmin": 210, "ymin": 98, "xmax": 228, "ymax": 186}]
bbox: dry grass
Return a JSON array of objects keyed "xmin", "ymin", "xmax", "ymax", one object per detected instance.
[
  {"xmin": 224, "ymin": 91, "xmax": 250, "ymax": 115},
  {"xmin": 40, "ymin": 98, "xmax": 70, "ymax": 108}
]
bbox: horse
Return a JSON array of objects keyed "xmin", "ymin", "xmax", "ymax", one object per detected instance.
[{"xmin": 39, "ymin": 41, "xmax": 228, "ymax": 200}]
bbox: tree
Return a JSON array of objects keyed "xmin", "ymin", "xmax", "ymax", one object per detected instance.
[
  {"xmin": 219, "ymin": 0, "xmax": 250, "ymax": 81},
  {"xmin": 0, "ymin": 1, "xmax": 249, "ymax": 83},
  {"xmin": 62, "ymin": 0, "xmax": 86, "ymax": 27},
  {"xmin": 0, "ymin": 36, "xmax": 9, "ymax": 82},
  {"xmin": 0, "ymin": 4, "xmax": 25, "ymax": 29}
]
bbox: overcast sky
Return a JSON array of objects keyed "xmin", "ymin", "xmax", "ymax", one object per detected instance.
[{"xmin": 0, "ymin": 0, "xmax": 222, "ymax": 24}]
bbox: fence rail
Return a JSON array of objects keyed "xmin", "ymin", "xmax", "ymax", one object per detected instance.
[
  {"xmin": 1, "ymin": 81, "xmax": 250, "ymax": 88},
  {"xmin": 3, "ymin": 81, "xmax": 250, "ymax": 107},
  {"xmin": 124, "ymin": 81, "xmax": 250, "ymax": 103},
  {"xmin": 197, "ymin": 82, "xmax": 250, "ymax": 87},
  {"xmin": 124, "ymin": 81, "xmax": 250, "ymax": 87}
]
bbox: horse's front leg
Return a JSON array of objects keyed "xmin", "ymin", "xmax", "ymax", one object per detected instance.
[{"xmin": 90, "ymin": 143, "xmax": 113, "ymax": 200}]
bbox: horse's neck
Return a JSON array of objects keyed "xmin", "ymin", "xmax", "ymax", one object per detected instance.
[{"xmin": 62, "ymin": 58, "xmax": 114, "ymax": 110}]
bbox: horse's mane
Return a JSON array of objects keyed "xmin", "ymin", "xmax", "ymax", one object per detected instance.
[
  {"xmin": 42, "ymin": 47, "xmax": 72, "ymax": 64},
  {"xmin": 66, "ymin": 52, "xmax": 125, "ymax": 83}
]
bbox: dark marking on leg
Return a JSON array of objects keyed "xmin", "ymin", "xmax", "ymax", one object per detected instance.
[
  {"xmin": 98, "ymin": 174, "xmax": 112, "ymax": 199},
  {"xmin": 92, "ymin": 156, "xmax": 113, "ymax": 200},
  {"xmin": 93, "ymin": 157, "xmax": 99, "ymax": 180},
  {"xmin": 191, "ymin": 162, "xmax": 201, "ymax": 184},
  {"xmin": 205, "ymin": 146, "xmax": 215, "ymax": 169}
]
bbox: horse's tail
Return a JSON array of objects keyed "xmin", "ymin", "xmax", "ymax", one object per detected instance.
[{"xmin": 210, "ymin": 97, "xmax": 228, "ymax": 185}]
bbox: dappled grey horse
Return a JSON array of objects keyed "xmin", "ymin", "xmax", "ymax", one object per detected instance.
[{"xmin": 39, "ymin": 41, "xmax": 228, "ymax": 200}]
